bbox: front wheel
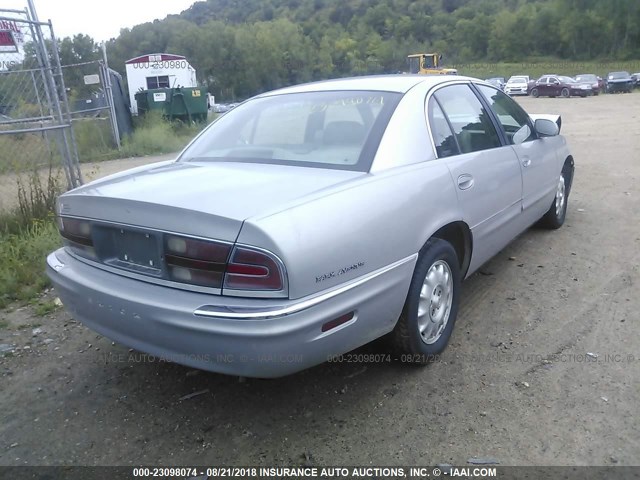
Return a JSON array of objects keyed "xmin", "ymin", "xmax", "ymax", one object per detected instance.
[
  {"xmin": 561, "ymin": 88, "xmax": 570, "ymax": 98},
  {"xmin": 539, "ymin": 167, "xmax": 570, "ymax": 229},
  {"xmin": 390, "ymin": 238, "xmax": 461, "ymax": 361},
  {"xmin": 531, "ymin": 88, "xmax": 539, "ymax": 98}
]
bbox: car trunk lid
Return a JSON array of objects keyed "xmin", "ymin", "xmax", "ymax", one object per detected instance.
[{"xmin": 59, "ymin": 160, "xmax": 365, "ymax": 242}]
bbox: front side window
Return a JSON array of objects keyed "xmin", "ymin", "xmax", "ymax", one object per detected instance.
[
  {"xmin": 433, "ymin": 84, "xmax": 501, "ymax": 154},
  {"xmin": 476, "ymin": 85, "xmax": 534, "ymax": 144},
  {"xmin": 180, "ymin": 90, "xmax": 402, "ymax": 172}
]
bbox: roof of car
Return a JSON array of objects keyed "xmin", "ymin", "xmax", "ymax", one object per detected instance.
[{"xmin": 258, "ymin": 74, "xmax": 478, "ymax": 96}]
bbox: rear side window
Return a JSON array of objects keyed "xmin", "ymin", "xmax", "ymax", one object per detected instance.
[
  {"xmin": 428, "ymin": 98, "xmax": 459, "ymax": 158},
  {"xmin": 433, "ymin": 85, "xmax": 501, "ymax": 154}
]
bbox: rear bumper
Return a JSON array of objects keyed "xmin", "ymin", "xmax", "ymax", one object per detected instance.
[{"xmin": 47, "ymin": 248, "xmax": 415, "ymax": 378}]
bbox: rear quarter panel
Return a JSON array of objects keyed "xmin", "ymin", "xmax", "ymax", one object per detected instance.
[{"xmin": 237, "ymin": 160, "xmax": 461, "ymax": 300}]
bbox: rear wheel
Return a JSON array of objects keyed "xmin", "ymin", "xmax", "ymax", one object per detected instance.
[
  {"xmin": 391, "ymin": 238, "xmax": 461, "ymax": 362},
  {"xmin": 531, "ymin": 88, "xmax": 539, "ymax": 98},
  {"xmin": 561, "ymin": 88, "xmax": 570, "ymax": 98}
]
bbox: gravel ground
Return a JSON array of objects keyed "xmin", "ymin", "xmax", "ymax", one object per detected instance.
[{"xmin": 0, "ymin": 93, "xmax": 639, "ymax": 467}]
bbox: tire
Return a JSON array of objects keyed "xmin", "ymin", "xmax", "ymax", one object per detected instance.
[
  {"xmin": 531, "ymin": 88, "xmax": 539, "ymax": 98},
  {"xmin": 539, "ymin": 164, "xmax": 571, "ymax": 229},
  {"xmin": 390, "ymin": 238, "xmax": 461, "ymax": 362},
  {"xmin": 561, "ymin": 88, "xmax": 570, "ymax": 98}
]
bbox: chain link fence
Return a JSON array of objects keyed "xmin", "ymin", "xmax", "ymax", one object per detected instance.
[
  {"xmin": 0, "ymin": 4, "xmax": 83, "ymax": 222},
  {"xmin": 62, "ymin": 59, "xmax": 121, "ymax": 164}
]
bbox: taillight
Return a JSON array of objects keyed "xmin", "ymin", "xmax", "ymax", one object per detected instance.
[
  {"xmin": 58, "ymin": 217, "xmax": 97, "ymax": 259},
  {"xmin": 224, "ymin": 246, "xmax": 285, "ymax": 292},
  {"xmin": 57, "ymin": 221, "xmax": 287, "ymax": 297},
  {"xmin": 164, "ymin": 234, "xmax": 231, "ymax": 288},
  {"xmin": 58, "ymin": 217, "xmax": 93, "ymax": 246}
]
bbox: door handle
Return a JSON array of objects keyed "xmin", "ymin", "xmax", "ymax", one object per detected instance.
[
  {"xmin": 457, "ymin": 174, "xmax": 474, "ymax": 190},
  {"xmin": 521, "ymin": 157, "xmax": 531, "ymax": 167}
]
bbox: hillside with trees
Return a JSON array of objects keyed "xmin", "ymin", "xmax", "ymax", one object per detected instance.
[{"xmin": 98, "ymin": 0, "xmax": 640, "ymax": 99}]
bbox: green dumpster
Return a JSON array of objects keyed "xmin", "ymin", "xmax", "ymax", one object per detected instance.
[{"xmin": 135, "ymin": 87, "xmax": 208, "ymax": 123}]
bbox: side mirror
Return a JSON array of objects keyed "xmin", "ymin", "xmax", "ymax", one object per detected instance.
[{"xmin": 534, "ymin": 118, "xmax": 559, "ymax": 137}]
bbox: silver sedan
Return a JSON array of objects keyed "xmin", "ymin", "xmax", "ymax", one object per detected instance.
[{"xmin": 47, "ymin": 75, "xmax": 574, "ymax": 377}]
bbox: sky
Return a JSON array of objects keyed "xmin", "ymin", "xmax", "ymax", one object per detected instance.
[{"xmin": 3, "ymin": 0, "xmax": 198, "ymax": 42}]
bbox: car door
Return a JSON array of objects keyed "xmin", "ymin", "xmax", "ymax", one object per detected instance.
[
  {"xmin": 536, "ymin": 76, "xmax": 549, "ymax": 96},
  {"xmin": 475, "ymin": 84, "xmax": 559, "ymax": 224},
  {"xmin": 428, "ymin": 83, "xmax": 523, "ymax": 274},
  {"xmin": 549, "ymin": 76, "xmax": 562, "ymax": 96}
]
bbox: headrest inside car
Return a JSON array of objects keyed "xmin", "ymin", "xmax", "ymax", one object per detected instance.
[{"xmin": 323, "ymin": 121, "xmax": 366, "ymax": 145}]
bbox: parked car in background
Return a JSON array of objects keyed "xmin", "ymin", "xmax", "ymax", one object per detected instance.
[
  {"xmin": 211, "ymin": 103, "xmax": 231, "ymax": 114},
  {"xmin": 47, "ymin": 75, "xmax": 574, "ymax": 378},
  {"xmin": 631, "ymin": 73, "xmax": 640, "ymax": 88},
  {"xmin": 531, "ymin": 75, "xmax": 592, "ymax": 98},
  {"xmin": 606, "ymin": 71, "xmax": 634, "ymax": 93},
  {"xmin": 574, "ymin": 74, "xmax": 603, "ymax": 95},
  {"xmin": 505, "ymin": 75, "xmax": 531, "ymax": 95},
  {"xmin": 485, "ymin": 77, "xmax": 505, "ymax": 91},
  {"xmin": 212, "ymin": 103, "xmax": 241, "ymax": 113}
]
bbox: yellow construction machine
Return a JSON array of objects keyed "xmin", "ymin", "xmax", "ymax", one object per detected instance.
[{"xmin": 407, "ymin": 53, "xmax": 458, "ymax": 75}]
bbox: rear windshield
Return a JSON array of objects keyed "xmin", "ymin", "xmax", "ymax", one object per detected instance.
[
  {"xmin": 180, "ymin": 90, "xmax": 402, "ymax": 172},
  {"xmin": 576, "ymin": 75, "xmax": 596, "ymax": 81}
]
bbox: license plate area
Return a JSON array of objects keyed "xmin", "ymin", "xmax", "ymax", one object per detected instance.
[{"xmin": 93, "ymin": 226, "xmax": 162, "ymax": 277}]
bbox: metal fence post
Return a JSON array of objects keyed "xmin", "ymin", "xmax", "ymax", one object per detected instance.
[
  {"xmin": 26, "ymin": 0, "xmax": 81, "ymax": 189},
  {"xmin": 47, "ymin": 22, "xmax": 83, "ymax": 186},
  {"xmin": 102, "ymin": 42, "xmax": 121, "ymax": 149}
]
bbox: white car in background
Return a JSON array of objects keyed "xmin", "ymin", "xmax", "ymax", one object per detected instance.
[{"xmin": 505, "ymin": 75, "xmax": 531, "ymax": 96}]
